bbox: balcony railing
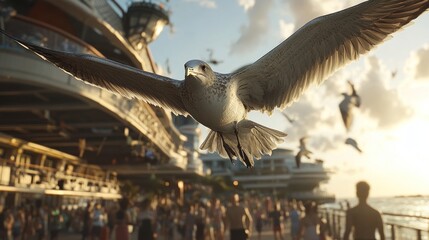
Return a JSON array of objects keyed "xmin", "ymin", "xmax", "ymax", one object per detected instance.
[
  {"xmin": 0, "ymin": 157, "xmax": 119, "ymax": 195},
  {"xmin": 1, "ymin": 15, "xmax": 103, "ymax": 56}
]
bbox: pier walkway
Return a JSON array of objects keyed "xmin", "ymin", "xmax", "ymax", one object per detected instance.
[{"xmin": 60, "ymin": 222, "xmax": 295, "ymax": 240}]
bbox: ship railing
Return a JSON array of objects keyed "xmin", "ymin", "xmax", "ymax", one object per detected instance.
[
  {"xmin": 319, "ymin": 207, "xmax": 429, "ymax": 240},
  {"xmin": 1, "ymin": 15, "xmax": 103, "ymax": 56},
  {"xmin": 0, "ymin": 157, "xmax": 119, "ymax": 194}
]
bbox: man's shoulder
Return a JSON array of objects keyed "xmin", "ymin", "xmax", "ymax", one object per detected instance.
[{"xmin": 347, "ymin": 204, "xmax": 381, "ymax": 216}]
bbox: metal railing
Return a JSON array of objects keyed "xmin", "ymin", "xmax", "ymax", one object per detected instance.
[
  {"xmin": 1, "ymin": 15, "xmax": 103, "ymax": 56},
  {"xmin": 81, "ymin": 0, "xmax": 124, "ymax": 33},
  {"xmin": 0, "ymin": 157, "xmax": 119, "ymax": 194},
  {"xmin": 319, "ymin": 207, "xmax": 429, "ymax": 240}
]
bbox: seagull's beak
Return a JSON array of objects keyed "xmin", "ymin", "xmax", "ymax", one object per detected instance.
[{"xmin": 186, "ymin": 67, "xmax": 194, "ymax": 77}]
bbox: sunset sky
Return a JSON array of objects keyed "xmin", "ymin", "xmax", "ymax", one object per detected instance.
[{"xmin": 147, "ymin": 0, "xmax": 429, "ymax": 198}]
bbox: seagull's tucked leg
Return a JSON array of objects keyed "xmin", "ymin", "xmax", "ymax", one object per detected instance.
[
  {"xmin": 233, "ymin": 123, "xmax": 252, "ymax": 168},
  {"xmin": 200, "ymin": 120, "xmax": 287, "ymax": 168},
  {"xmin": 219, "ymin": 133, "xmax": 236, "ymax": 163}
]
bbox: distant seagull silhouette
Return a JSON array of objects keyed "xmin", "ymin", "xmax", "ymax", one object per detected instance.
[
  {"xmin": 206, "ymin": 49, "xmax": 223, "ymax": 65},
  {"xmin": 280, "ymin": 111, "xmax": 295, "ymax": 124},
  {"xmin": 391, "ymin": 69, "xmax": 397, "ymax": 79},
  {"xmin": 295, "ymin": 137, "xmax": 312, "ymax": 168},
  {"xmin": 339, "ymin": 81, "xmax": 361, "ymax": 132},
  {"xmin": 345, "ymin": 137, "xmax": 363, "ymax": 153},
  {"xmin": 165, "ymin": 58, "xmax": 171, "ymax": 75},
  {"xmin": 2, "ymin": 0, "xmax": 428, "ymax": 167}
]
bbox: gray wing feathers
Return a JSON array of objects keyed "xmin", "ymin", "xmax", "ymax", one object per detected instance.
[
  {"xmin": 232, "ymin": 0, "xmax": 429, "ymax": 113},
  {"xmin": 3, "ymin": 31, "xmax": 188, "ymax": 116}
]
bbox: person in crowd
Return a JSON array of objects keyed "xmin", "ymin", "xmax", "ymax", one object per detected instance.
[
  {"xmin": 176, "ymin": 207, "xmax": 186, "ymax": 240},
  {"xmin": 49, "ymin": 205, "xmax": 63, "ymax": 240},
  {"xmin": 3, "ymin": 209, "xmax": 14, "ymax": 240},
  {"xmin": 137, "ymin": 198, "xmax": 156, "ymax": 240},
  {"xmin": 343, "ymin": 181, "xmax": 385, "ymax": 240},
  {"xmin": 269, "ymin": 202, "xmax": 284, "ymax": 240},
  {"xmin": 254, "ymin": 203, "xmax": 264, "ymax": 240},
  {"xmin": 115, "ymin": 198, "xmax": 131, "ymax": 240},
  {"xmin": 91, "ymin": 203, "xmax": 107, "ymax": 240},
  {"xmin": 12, "ymin": 206, "xmax": 25, "ymax": 240},
  {"xmin": 34, "ymin": 208, "xmax": 45, "ymax": 240},
  {"xmin": 184, "ymin": 204, "xmax": 196, "ymax": 240},
  {"xmin": 82, "ymin": 203, "xmax": 93, "ymax": 240},
  {"xmin": 194, "ymin": 201, "xmax": 207, "ymax": 240},
  {"xmin": 23, "ymin": 206, "xmax": 36, "ymax": 240},
  {"xmin": 224, "ymin": 194, "xmax": 253, "ymax": 240},
  {"xmin": 289, "ymin": 200, "xmax": 300, "ymax": 240},
  {"xmin": 210, "ymin": 197, "xmax": 225, "ymax": 240},
  {"xmin": 297, "ymin": 201, "xmax": 331, "ymax": 240}
]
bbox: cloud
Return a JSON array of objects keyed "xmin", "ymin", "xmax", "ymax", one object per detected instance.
[
  {"xmin": 230, "ymin": 0, "xmax": 274, "ymax": 55},
  {"xmin": 280, "ymin": 0, "xmax": 364, "ymax": 35},
  {"xmin": 311, "ymin": 134, "xmax": 344, "ymax": 152},
  {"xmin": 284, "ymin": 0, "xmax": 344, "ymax": 31},
  {"xmin": 359, "ymin": 56, "xmax": 413, "ymax": 128},
  {"xmin": 279, "ymin": 20, "xmax": 294, "ymax": 39},
  {"xmin": 282, "ymin": 89, "xmax": 344, "ymax": 151},
  {"xmin": 406, "ymin": 44, "xmax": 429, "ymax": 81},
  {"xmin": 184, "ymin": 0, "xmax": 217, "ymax": 9},
  {"xmin": 237, "ymin": 0, "xmax": 255, "ymax": 11},
  {"xmin": 230, "ymin": 0, "xmax": 363, "ymax": 55}
]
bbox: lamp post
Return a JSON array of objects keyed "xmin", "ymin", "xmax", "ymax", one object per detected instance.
[
  {"xmin": 177, "ymin": 180, "xmax": 184, "ymax": 205},
  {"xmin": 123, "ymin": 1, "xmax": 170, "ymax": 50},
  {"xmin": 233, "ymin": 180, "xmax": 239, "ymax": 188}
]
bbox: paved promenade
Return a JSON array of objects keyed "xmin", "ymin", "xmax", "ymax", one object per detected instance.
[{"xmin": 60, "ymin": 222, "xmax": 295, "ymax": 240}]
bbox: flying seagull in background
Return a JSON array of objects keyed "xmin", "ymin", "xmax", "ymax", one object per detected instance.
[
  {"xmin": 206, "ymin": 48, "xmax": 223, "ymax": 65},
  {"xmin": 295, "ymin": 137, "xmax": 312, "ymax": 168},
  {"xmin": 280, "ymin": 111, "xmax": 295, "ymax": 124},
  {"xmin": 339, "ymin": 81, "xmax": 361, "ymax": 132},
  {"xmin": 345, "ymin": 137, "xmax": 363, "ymax": 153},
  {"xmin": 1, "ymin": 0, "xmax": 428, "ymax": 167}
]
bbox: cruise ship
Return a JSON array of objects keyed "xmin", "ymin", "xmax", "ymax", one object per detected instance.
[{"xmin": 201, "ymin": 148, "xmax": 335, "ymax": 203}]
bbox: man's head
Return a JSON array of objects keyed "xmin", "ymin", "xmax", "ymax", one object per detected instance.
[
  {"xmin": 356, "ymin": 181, "xmax": 370, "ymax": 201},
  {"xmin": 232, "ymin": 193, "xmax": 240, "ymax": 204}
]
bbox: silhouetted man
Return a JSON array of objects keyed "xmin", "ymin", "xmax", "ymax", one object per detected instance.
[
  {"xmin": 343, "ymin": 181, "xmax": 385, "ymax": 240},
  {"xmin": 225, "ymin": 194, "xmax": 253, "ymax": 240}
]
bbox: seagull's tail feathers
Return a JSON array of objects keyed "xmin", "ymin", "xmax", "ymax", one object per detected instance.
[{"xmin": 200, "ymin": 120, "xmax": 287, "ymax": 167}]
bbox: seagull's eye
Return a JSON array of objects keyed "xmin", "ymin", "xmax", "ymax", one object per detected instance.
[{"xmin": 201, "ymin": 65, "xmax": 206, "ymax": 71}]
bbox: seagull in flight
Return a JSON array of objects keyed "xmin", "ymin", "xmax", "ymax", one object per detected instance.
[
  {"xmin": 295, "ymin": 137, "xmax": 312, "ymax": 168},
  {"xmin": 339, "ymin": 81, "xmax": 361, "ymax": 132},
  {"xmin": 1, "ymin": 0, "xmax": 428, "ymax": 167},
  {"xmin": 280, "ymin": 111, "xmax": 295, "ymax": 124},
  {"xmin": 345, "ymin": 137, "xmax": 363, "ymax": 153},
  {"xmin": 206, "ymin": 49, "xmax": 223, "ymax": 65}
]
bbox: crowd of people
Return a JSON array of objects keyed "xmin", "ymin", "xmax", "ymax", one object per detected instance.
[
  {"xmin": 0, "ymin": 199, "xmax": 77, "ymax": 240},
  {"xmin": 0, "ymin": 181, "xmax": 384, "ymax": 240}
]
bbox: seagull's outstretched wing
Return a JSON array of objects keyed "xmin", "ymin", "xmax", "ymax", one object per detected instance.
[
  {"xmin": 232, "ymin": 0, "xmax": 429, "ymax": 113},
  {"xmin": 0, "ymin": 29, "xmax": 188, "ymax": 116},
  {"xmin": 339, "ymin": 97, "xmax": 353, "ymax": 132},
  {"xmin": 348, "ymin": 81, "xmax": 361, "ymax": 107}
]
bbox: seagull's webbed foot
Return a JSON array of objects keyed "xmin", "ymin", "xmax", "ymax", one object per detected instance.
[
  {"xmin": 234, "ymin": 127, "xmax": 252, "ymax": 168},
  {"xmin": 220, "ymin": 133, "xmax": 235, "ymax": 163}
]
